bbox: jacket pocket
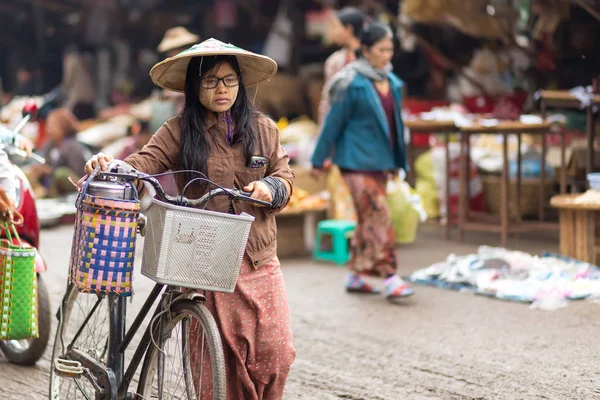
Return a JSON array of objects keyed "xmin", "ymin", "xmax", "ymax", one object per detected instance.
[
  {"xmin": 236, "ymin": 156, "xmax": 267, "ymax": 185},
  {"xmin": 246, "ymin": 167, "xmax": 266, "ymax": 182}
]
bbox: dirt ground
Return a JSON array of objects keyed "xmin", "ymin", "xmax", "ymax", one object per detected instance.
[{"xmin": 1, "ymin": 223, "xmax": 599, "ymax": 399}]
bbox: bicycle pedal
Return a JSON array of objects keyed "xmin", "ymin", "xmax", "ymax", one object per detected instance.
[{"xmin": 54, "ymin": 358, "xmax": 85, "ymax": 378}]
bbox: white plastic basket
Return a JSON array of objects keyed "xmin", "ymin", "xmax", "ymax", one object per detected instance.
[{"xmin": 141, "ymin": 199, "xmax": 254, "ymax": 292}]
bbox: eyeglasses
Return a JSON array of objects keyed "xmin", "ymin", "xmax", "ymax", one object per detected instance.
[{"xmin": 200, "ymin": 74, "xmax": 240, "ymax": 89}]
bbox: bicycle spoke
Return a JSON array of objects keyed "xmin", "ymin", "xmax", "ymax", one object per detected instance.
[
  {"xmin": 72, "ymin": 296, "xmax": 103, "ymax": 349},
  {"xmin": 181, "ymin": 319, "xmax": 196, "ymax": 399},
  {"xmin": 166, "ymin": 322, "xmax": 184, "ymax": 396},
  {"xmin": 50, "ymin": 287, "xmax": 112, "ymax": 400},
  {"xmin": 200, "ymin": 330, "xmax": 206, "ymax": 395},
  {"xmin": 73, "ymin": 379, "xmax": 93, "ymax": 400},
  {"xmin": 138, "ymin": 303, "xmax": 225, "ymax": 400}
]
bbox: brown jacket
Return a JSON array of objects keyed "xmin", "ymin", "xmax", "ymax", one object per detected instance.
[{"xmin": 125, "ymin": 114, "xmax": 295, "ymax": 269}]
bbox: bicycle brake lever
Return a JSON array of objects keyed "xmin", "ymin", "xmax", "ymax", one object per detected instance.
[
  {"xmin": 237, "ymin": 190, "xmax": 273, "ymax": 208},
  {"xmin": 101, "ymin": 171, "xmax": 144, "ymax": 180}
]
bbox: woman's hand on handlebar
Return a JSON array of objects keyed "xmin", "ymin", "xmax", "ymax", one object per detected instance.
[
  {"xmin": 85, "ymin": 152, "xmax": 114, "ymax": 174},
  {"xmin": 243, "ymin": 181, "xmax": 272, "ymax": 207}
]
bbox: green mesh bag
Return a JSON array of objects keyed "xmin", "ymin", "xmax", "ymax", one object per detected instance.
[{"xmin": 0, "ymin": 221, "xmax": 38, "ymax": 340}]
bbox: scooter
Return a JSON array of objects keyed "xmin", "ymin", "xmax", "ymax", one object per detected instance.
[{"xmin": 0, "ymin": 102, "xmax": 50, "ymax": 365}]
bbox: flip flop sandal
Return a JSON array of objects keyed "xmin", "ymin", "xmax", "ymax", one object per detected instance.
[
  {"xmin": 345, "ymin": 274, "xmax": 381, "ymax": 294},
  {"xmin": 385, "ymin": 283, "xmax": 415, "ymax": 300},
  {"xmin": 385, "ymin": 275, "xmax": 415, "ymax": 300}
]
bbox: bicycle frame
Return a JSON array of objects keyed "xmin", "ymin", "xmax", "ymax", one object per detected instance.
[
  {"xmin": 61, "ymin": 282, "xmax": 206, "ymax": 399},
  {"xmin": 57, "ymin": 170, "xmax": 268, "ymax": 399},
  {"xmin": 116, "ymin": 283, "xmax": 164, "ymax": 399}
]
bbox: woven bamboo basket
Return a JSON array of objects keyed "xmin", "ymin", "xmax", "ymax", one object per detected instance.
[{"xmin": 482, "ymin": 175, "xmax": 556, "ymax": 220}]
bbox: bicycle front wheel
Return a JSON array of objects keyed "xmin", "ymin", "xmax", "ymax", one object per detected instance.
[{"xmin": 137, "ymin": 300, "xmax": 226, "ymax": 400}]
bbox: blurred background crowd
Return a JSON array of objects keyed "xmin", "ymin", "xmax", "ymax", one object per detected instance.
[{"xmin": 0, "ymin": 0, "xmax": 598, "ymax": 248}]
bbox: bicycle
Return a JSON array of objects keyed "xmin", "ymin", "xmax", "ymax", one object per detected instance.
[{"xmin": 49, "ymin": 166, "xmax": 272, "ymax": 400}]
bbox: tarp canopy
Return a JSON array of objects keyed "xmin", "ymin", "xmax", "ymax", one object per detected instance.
[{"xmin": 402, "ymin": 0, "xmax": 519, "ymax": 39}]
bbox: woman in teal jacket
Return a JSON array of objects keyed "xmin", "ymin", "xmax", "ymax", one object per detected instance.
[{"xmin": 312, "ymin": 22, "xmax": 414, "ymax": 300}]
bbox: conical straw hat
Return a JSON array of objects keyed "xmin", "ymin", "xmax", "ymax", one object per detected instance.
[
  {"xmin": 157, "ymin": 26, "xmax": 200, "ymax": 53},
  {"xmin": 150, "ymin": 38, "xmax": 278, "ymax": 92}
]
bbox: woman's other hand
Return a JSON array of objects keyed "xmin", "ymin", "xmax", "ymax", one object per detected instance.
[
  {"xmin": 388, "ymin": 169, "xmax": 400, "ymax": 180},
  {"xmin": 311, "ymin": 158, "xmax": 332, "ymax": 179},
  {"xmin": 84, "ymin": 152, "xmax": 114, "ymax": 174},
  {"xmin": 243, "ymin": 181, "xmax": 273, "ymax": 206}
]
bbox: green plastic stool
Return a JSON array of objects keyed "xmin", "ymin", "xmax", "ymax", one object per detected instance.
[{"xmin": 313, "ymin": 220, "xmax": 356, "ymax": 265}]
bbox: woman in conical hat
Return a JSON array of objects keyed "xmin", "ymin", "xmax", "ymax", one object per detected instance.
[
  {"xmin": 85, "ymin": 38, "xmax": 295, "ymax": 400},
  {"xmin": 157, "ymin": 26, "xmax": 200, "ymax": 58}
]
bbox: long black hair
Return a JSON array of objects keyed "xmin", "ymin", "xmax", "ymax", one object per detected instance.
[{"xmin": 180, "ymin": 55, "xmax": 257, "ymax": 186}]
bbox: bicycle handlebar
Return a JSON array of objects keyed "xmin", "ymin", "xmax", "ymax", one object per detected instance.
[
  {"xmin": 1, "ymin": 145, "xmax": 46, "ymax": 164},
  {"xmin": 99, "ymin": 170, "xmax": 273, "ymax": 209},
  {"xmin": 0, "ymin": 125, "xmax": 46, "ymax": 164}
]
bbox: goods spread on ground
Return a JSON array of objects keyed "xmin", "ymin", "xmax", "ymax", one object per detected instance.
[{"xmin": 408, "ymin": 246, "xmax": 600, "ymax": 310}]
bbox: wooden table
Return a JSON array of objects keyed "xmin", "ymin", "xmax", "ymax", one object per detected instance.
[
  {"xmin": 458, "ymin": 121, "xmax": 567, "ymax": 247},
  {"xmin": 551, "ymin": 194, "xmax": 600, "ymax": 264},
  {"xmin": 404, "ymin": 119, "xmax": 458, "ymax": 240},
  {"xmin": 539, "ymin": 90, "xmax": 600, "ymax": 179}
]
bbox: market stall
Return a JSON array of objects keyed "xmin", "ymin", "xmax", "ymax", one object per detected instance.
[
  {"xmin": 551, "ymin": 190, "xmax": 600, "ymax": 265},
  {"xmin": 403, "ymin": 99, "xmax": 569, "ymax": 246},
  {"xmin": 458, "ymin": 119, "xmax": 567, "ymax": 247},
  {"xmin": 539, "ymin": 89, "xmax": 600, "ymax": 181}
]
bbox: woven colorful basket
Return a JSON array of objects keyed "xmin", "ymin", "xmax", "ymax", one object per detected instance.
[
  {"xmin": 69, "ymin": 174, "xmax": 140, "ymax": 296},
  {"xmin": 0, "ymin": 222, "xmax": 38, "ymax": 340}
]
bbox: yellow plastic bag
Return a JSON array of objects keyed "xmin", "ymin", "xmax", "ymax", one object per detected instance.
[
  {"xmin": 414, "ymin": 151, "xmax": 440, "ymax": 219},
  {"xmin": 416, "ymin": 178, "xmax": 440, "ymax": 219},
  {"xmin": 414, "ymin": 151, "xmax": 435, "ymax": 182},
  {"xmin": 386, "ymin": 173, "xmax": 427, "ymax": 244},
  {"xmin": 326, "ymin": 165, "xmax": 357, "ymax": 222}
]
